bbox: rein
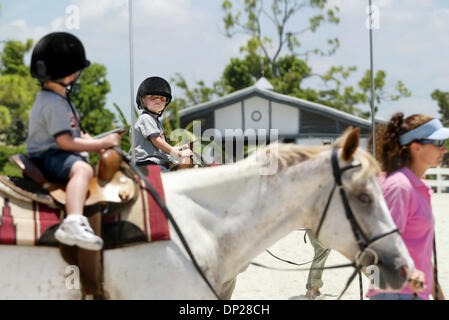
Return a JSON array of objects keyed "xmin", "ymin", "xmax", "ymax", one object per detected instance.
[
  {"xmin": 114, "ymin": 147, "xmax": 222, "ymax": 300},
  {"xmin": 116, "ymin": 145, "xmax": 403, "ymax": 300}
]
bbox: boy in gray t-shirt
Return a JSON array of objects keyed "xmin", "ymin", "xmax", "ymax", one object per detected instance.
[
  {"xmin": 26, "ymin": 32, "xmax": 122, "ymax": 251},
  {"xmin": 131, "ymin": 77, "xmax": 192, "ymax": 170},
  {"xmin": 27, "ymin": 89, "xmax": 82, "ymax": 156}
]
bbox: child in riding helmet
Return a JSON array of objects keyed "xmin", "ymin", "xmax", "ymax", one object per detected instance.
[
  {"xmin": 131, "ymin": 76, "xmax": 193, "ymax": 171},
  {"xmin": 26, "ymin": 32, "xmax": 122, "ymax": 251}
]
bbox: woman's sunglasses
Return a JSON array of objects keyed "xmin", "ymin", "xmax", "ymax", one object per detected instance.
[{"xmin": 415, "ymin": 139, "xmax": 446, "ymax": 147}]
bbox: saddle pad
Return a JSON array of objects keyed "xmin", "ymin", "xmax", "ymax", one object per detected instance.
[
  {"xmin": 0, "ymin": 198, "xmax": 62, "ymax": 246},
  {"xmin": 102, "ymin": 165, "xmax": 171, "ymax": 244},
  {"xmin": 0, "ymin": 165, "xmax": 170, "ymax": 246}
]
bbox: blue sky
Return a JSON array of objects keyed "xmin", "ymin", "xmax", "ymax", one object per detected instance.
[{"xmin": 1, "ymin": 0, "xmax": 448, "ymax": 124}]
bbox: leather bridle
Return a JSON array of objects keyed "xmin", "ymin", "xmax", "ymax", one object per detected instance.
[
  {"xmin": 315, "ymin": 147, "xmax": 399, "ymax": 259},
  {"xmin": 313, "ymin": 147, "xmax": 400, "ymax": 299},
  {"xmin": 117, "ymin": 145, "xmax": 402, "ymax": 300}
]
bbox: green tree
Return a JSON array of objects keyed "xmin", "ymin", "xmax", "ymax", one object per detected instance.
[
  {"xmin": 431, "ymin": 89, "xmax": 449, "ymax": 125},
  {"xmin": 0, "ymin": 145, "xmax": 26, "ymax": 177},
  {"xmin": 0, "ymin": 39, "xmax": 34, "ymax": 76},
  {"xmin": 431, "ymin": 89, "xmax": 449, "ymax": 155},
  {"xmin": 222, "ymin": 0, "xmax": 340, "ymax": 76},
  {"xmin": 171, "ymin": 1, "xmax": 411, "ymax": 119},
  {"xmin": 0, "ymin": 75, "xmax": 39, "ymax": 144},
  {"xmin": 316, "ymin": 68, "xmax": 411, "ymax": 118},
  {"xmin": 169, "ymin": 73, "xmax": 227, "ymax": 110},
  {"xmin": 0, "ymin": 39, "xmax": 39, "ymax": 145},
  {"xmin": 223, "ymin": 57, "xmax": 255, "ymax": 91},
  {"xmin": 71, "ymin": 63, "xmax": 116, "ymax": 136},
  {"xmin": 174, "ymin": 51, "xmax": 410, "ymax": 119},
  {"xmin": 113, "ymin": 102, "xmax": 132, "ymax": 153}
]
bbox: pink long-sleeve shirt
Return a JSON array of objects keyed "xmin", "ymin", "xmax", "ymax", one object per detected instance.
[{"xmin": 367, "ymin": 166, "xmax": 434, "ymax": 300}]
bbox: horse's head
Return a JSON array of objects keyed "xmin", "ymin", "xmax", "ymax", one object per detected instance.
[{"xmin": 310, "ymin": 127, "xmax": 414, "ymax": 291}]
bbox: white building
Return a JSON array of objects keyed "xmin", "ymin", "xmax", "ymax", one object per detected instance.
[{"xmin": 179, "ymin": 78, "xmax": 384, "ymax": 162}]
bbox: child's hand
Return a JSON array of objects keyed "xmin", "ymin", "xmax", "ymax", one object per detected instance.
[
  {"xmin": 180, "ymin": 144, "xmax": 190, "ymax": 150},
  {"xmin": 178, "ymin": 149, "xmax": 193, "ymax": 158},
  {"xmin": 101, "ymin": 133, "xmax": 121, "ymax": 149}
]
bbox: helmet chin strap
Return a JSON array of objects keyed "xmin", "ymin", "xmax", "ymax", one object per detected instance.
[
  {"xmin": 55, "ymin": 77, "xmax": 86, "ymax": 134},
  {"xmin": 145, "ymin": 110, "xmax": 164, "ymax": 118},
  {"xmin": 55, "ymin": 70, "xmax": 81, "ymax": 90}
]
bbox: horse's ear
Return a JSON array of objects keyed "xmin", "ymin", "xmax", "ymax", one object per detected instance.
[{"xmin": 342, "ymin": 127, "xmax": 360, "ymax": 161}]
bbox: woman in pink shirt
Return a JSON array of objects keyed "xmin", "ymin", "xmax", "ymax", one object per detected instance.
[{"xmin": 368, "ymin": 113, "xmax": 448, "ymax": 300}]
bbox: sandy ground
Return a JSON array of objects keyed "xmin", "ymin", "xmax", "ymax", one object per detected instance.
[{"xmin": 231, "ymin": 194, "xmax": 449, "ymax": 300}]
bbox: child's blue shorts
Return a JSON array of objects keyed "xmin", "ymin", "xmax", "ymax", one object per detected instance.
[{"xmin": 29, "ymin": 149, "xmax": 88, "ymax": 183}]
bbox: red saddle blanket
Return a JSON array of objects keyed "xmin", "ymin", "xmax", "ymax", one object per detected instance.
[{"xmin": 0, "ymin": 165, "xmax": 170, "ymax": 247}]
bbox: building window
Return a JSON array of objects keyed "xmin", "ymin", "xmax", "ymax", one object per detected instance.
[
  {"xmin": 301, "ymin": 111, "xmax": 337, "ymax": 133},
  {"xmin": 339, "ymin": 122, "xmax": 370, "ymax": 135},
  {"xmin": 251, "ymin": 110, "xmax": 262, "ymax": 122}
]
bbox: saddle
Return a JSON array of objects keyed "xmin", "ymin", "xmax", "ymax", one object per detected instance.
[
  {"xmin": 8, "ymin": 149, "xmax": 137, "ymax": 208},
  {"xmin": 5, "ymin": 149, "xmax": 139, "ymax": 298}
]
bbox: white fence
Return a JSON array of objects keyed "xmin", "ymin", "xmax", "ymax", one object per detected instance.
[{"xmin": 424, "ymin": 167, "xmax": 449, "ymax": 193}]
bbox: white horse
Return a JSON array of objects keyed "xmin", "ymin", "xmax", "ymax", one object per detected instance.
[{"xmin": 0, "ymin": 128, "xmax": 415, "ymax": 299}]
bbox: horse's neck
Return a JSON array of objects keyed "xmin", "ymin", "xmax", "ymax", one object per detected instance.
[{"xmin": 163, "ymin": 155, "xmax": 331, "ymax": 283}]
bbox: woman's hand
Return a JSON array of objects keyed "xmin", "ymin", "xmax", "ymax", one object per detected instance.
[{"xmin": 408, "ymin": 269, "xmax": 426, "ymax": 294}]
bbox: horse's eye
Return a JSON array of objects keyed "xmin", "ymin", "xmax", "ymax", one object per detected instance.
[{"xmin": 357, "ymin": 193, "xmax": 371, "ymax": 204}]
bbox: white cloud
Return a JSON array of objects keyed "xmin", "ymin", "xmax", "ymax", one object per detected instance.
[{"xmin": 0, "ymin": 19, "xmax": 53, "ymax": 43}]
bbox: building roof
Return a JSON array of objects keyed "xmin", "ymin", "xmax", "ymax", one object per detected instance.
[
  {"xmin": 179, "ymin": 80, "xmax": 386, "ymax": 127},
  {"xmin": 254, "ymin": 77, "xmax": 274, "ymax": 91}
]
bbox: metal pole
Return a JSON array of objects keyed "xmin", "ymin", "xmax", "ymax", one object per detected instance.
[
  {"xmin": 369, "ymin": 0, "xmax": 376, "ymax": 158},
  {"xmin": 129, "ymin": 0, "xmax": 136, "ymax": 165}
]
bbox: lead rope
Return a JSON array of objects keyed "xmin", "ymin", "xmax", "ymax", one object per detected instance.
[
  {"xmin": 434, "ymin": 232, "xmax": 439, "ymax": 301},
  {"xmin": 255, "ymin": 147, "xmax": 397, "ymax": 300},
  {"xmin": 265, "ymin": 247, "xmax": 330, "ymax": 267},
  {"xmin": 359, "ymin": 271, "xmax": 363, "ymax": 300},
  {"xmin": 336, "ymin": 266, "xmax": 363, "ymax": 300}
]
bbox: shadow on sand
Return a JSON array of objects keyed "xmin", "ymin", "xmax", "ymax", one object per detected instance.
[{"xmin": 289, "ymin": 293, "xmax": 337, "ymax": 300}]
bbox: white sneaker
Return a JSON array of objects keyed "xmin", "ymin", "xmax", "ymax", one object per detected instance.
[{"xmin": 55, "ymin": 215, "xmax": 103, "ymax": 251}]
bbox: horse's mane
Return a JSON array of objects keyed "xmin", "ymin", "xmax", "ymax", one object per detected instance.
[
  {"xmin": 263, "ymin": 143, "xmax": 326, "ymax": 171},
  {"xmin": 251, "ymin": 129, "xmax": 380, "ymax": 183}
]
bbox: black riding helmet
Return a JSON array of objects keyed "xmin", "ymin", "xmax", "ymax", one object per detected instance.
[
  {"xmin": 136, "ymin": 77, "xmax": 172, "ymax": 117},
  {"xmin": 30, "ymin": 32, "xmax": 91, "ymax": 81},
  {"xmin": 30, "ymin": 32, "xmax": 90, "ymax": 134}
]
